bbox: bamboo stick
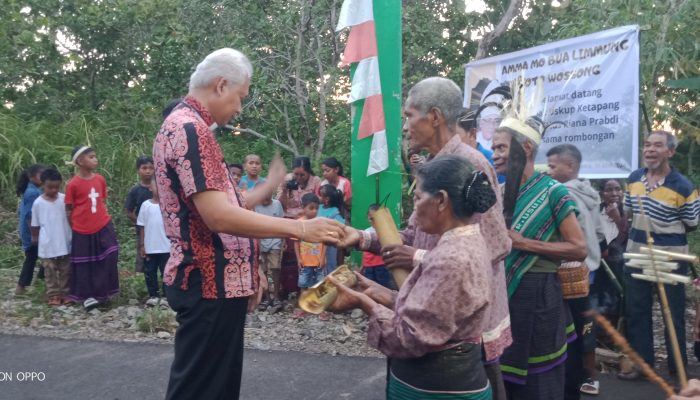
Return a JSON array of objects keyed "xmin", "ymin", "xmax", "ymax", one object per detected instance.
[
  {"xmin": 636, "ymin": 197, "xmax": 687, "ymax": 388},
  {"xmin": 640, "ymin": 246, "xmax": 699, "ymax": 264},
  {"xmin": 371, "ymin": 207, "xmax": 409, "ymax": 288},
  {"xmin": 592, "ymin": 313, "xmax": 675, "ymax": 397}
]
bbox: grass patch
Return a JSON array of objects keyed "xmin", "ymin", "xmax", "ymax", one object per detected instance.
[
  {"xmin": 136, "ymin": 306, "xmax": 176, "ymax": 334},
  {"xmin": 113, "ymin": 271, "xmax": 149, "ymax": 307}
]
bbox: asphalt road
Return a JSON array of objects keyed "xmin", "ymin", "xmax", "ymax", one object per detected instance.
[{"xmin": 0, "ymin": 334, "xmax": 668, "ymax": 400}]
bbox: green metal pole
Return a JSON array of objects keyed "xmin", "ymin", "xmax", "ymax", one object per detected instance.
[{"xmin": 350, "ymin": 0, "xmax": 402, "ymax": 266}]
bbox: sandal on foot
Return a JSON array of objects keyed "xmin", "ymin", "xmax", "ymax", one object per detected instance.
[
  {"xmin": 580, "ymin": 378, "xmax": 599, "ymax": 395},
  {"xmin": 292, "ymin": 308, "xmax": 306, "ymax": 319},
  {"xmin": 83, "ymin": 297, "xmax": 99, "ymax": 311},
  {"xmin": 47, "ymin": 296, "xmax": 62, "ymax": 306}
]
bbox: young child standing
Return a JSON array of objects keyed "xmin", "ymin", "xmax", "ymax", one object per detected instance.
[
  {"xmin": 124, "ymin": 156, "xmax": 154, "ymax": 273},
  {"xmin": 137, "ymin": 180, "xmax": 170, "ymax": 307},
  {"xmin": 362, "ymin": 204, "xmax": 393, "ymax": 288},
  {"xmin": 254, "ymin": 192, "xmax": 284, "ymax": 309},
  {"xmin": 15, "ymin": 164, "xmax": 45, "ymax": 295},
  {"xmin": 65, "ymin": 146, "xmax": 120, "ymax": 310},
  {"xmin": 293, "ymin": 193, "xmax": 327, "ymax": 320},
  {"xmin": 318, "ymin": 184, "xmax": 346, "ymax": 273},
  {"xmin": 30, "ymin": 169, "xmax": 72, "ymax": 305},
  {"xmin": 239, "ymin": 154, "xmax": 265, "ymax": 191}
]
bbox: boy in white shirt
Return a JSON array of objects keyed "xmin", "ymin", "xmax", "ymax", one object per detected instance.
[
  {"xmin": 30, "ymin": 168, "xmax": 72, "ymax": 306},
  {"xmin": 137, "ymin": 181, "xmax": 170, "ymax": 306}
]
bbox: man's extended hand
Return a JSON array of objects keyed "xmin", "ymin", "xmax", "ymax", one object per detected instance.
[
  {"xmin": 267, "ymin": 154, "xmax": 287, "ymax": 188},
  {"xmin": 337, "ymin": 226, "xmax": 361, "ymax": 249},
  {"xmin": 303, "ymin": 218, "xmax": 346, "ymax": 245}
]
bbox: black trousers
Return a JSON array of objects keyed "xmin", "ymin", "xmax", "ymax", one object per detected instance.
[
  {"xmin": 564, "ymin": 295, "xmax": 595, "ymax": 400},
  {"xmin": 165, "ymin": 277, "xmax": 249, "ymax": 400},
  {"xmin": 18, "ymin": 244, "xmax": 39, "ymax": 287}
]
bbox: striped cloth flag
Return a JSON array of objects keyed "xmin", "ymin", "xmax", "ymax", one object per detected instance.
[{"xmin": 336, "ymin": 0, "xmax": 388, "ymax": 176}]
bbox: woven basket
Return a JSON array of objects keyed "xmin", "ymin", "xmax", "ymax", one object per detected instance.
[{"xmin": 558, "ymin": 261, "xmax": 590, "ymax": 299}]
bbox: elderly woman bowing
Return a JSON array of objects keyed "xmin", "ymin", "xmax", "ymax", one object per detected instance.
[{"xmin": 331, "ymin": 155, "xmax": 498, "ymax": 400}]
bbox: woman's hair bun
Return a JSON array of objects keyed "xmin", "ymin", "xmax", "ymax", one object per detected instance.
[{"xmin": 461, "ymin": 170, "xmax": 496, "ymax": 215}]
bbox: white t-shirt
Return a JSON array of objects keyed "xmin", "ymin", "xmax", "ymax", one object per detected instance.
[
  {"xmin": 136, "ymin": 200, "xmax": 171, "ymax": 254},
  {"xmin": 31, "ymin": 194, "xmax": 71, "ymax": 258},
  {"xmin": 254, "ymin": 199, "xmax": 284, "ymax": 251}
]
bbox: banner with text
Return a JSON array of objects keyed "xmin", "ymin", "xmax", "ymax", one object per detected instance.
[{"xmin": 464, "ymin": 25, "xmax": 640, "ymax": 178}]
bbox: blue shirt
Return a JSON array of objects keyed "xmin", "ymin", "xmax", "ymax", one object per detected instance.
[
  {"xmin": 18, "ymin": 183, "xmax": 41, "ymax": 250},
  {"xmin": 239, "ymin": 175, "xmax": 265, "ymax": 191},
  {"xmin": 318, "ymin": 206, "xmax": 345, "ymax": 224},
  {"xmin": 476, "ymin": 143, "xmax": 505, "ymax": 184}
]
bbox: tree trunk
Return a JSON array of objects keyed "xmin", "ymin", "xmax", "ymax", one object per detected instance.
[{"xmin": 474, "ymin": 0, "xmax": 525, "ymax": 60}]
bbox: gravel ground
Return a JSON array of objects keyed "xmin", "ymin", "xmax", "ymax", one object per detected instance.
[
  {"xmin": 0, "ymin": 268, "xmax": 381, "ymax": 358},
  {"xmin": 1, "ymin": 266, "xmax": 699, "ymax": 377}
]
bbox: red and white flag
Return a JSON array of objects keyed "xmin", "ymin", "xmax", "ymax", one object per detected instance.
[{"xmin": 337, "ymin": 0, "xmax": 387, "ymax": 176}]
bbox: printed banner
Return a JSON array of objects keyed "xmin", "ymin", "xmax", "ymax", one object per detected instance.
[{"xmin": 464, "ymin": 25, "xmax": 640, "ymax": 178}]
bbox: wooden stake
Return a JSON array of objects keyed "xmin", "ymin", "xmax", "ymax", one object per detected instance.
[
  {"xmin": 592, "ymin": 313, "xmax": 675, "ymax": 397},
  {"xmin": 636, "ymin": 196, "xmax": 687, "ymax": 388}
]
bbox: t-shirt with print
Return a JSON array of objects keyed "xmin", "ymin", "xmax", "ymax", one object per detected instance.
[
  {"xmin": 153, "ymin": 96, "xmax": 259, "ymax": 300},
  {"xmin": 65, "ymin": 174, "xmax": 111, "ymax": 234},
  {"xmin": 254, "ymin": 199, "xmax": 284, "ymax": 251},
  {"xmin": 295, "ymin": 216, "xmax": 324, "ymax": 267},
  {"xmin": 125, "ymin": 183, "xmax": 153, "ymax": 225},
  {"xmin": 298, "ymin": 240, "xmax": 324, "ymax": 267},
  {"xmin": 31, "ymin": 193, "xmax": 72, "ymax": 259},
  {"xmin": 136, "ymin": 200, "xmax": 171, "ymax": 255}
]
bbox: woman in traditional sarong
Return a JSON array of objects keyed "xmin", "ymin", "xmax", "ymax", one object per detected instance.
[
  {"xmin": 65, "ymin": 146, "xmax": 120, "ymax": 310},
  {"xmin": 492, "ymin": 117, "xmax": 587, "ymax": 399},
  {"xmin": 330, "ymin": 155, "xmax": 498, "ymax": 400}
]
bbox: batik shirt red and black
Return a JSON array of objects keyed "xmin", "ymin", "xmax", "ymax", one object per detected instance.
[{"xmin": 153, "ymin": 96, "xmax": 259, "ymax": 299}]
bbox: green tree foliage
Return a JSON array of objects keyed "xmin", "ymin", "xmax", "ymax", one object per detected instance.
[{"xmin": 1, "ymin": 0, "xmax": 698, "ymax": 208}]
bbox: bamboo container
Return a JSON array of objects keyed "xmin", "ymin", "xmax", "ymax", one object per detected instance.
[
  {"xmin": 370, "ymin": 206, "xmax": 409, "ymax": 288},
  {"xmin": 298, "ymin": 265, "xmax": 357, "ymax": 314}
]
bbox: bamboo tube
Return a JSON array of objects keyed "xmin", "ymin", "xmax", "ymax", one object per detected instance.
[
  {"xmin": 639, "ymin": 270, "xmax": 691, "ymax": 284},
  {"xmin": 640, "ymin": 246, "xmax": 700, "ymax": 264},
  {"xmin": 371, "ymin": 207, "xmax": 409, "ymax": 288},
  {"xmin": 298, "ymin": 265, "xmax": 357, "ymax": 314},
  {"xmin": 592, "ymin": 313, "xmax": 675, "ymax": 397},
  {"xmin": 624, "ymin": 252, "xmax": 674, "ymax": 262},
  {"xmin": 631, "ymin": 273, "xmax": 678, "ymax": 285},
  {"xmin": 637, "ymin": 198, "xmax": 687, "ymax": 389},
  {"xmin": 626, "ymin": 259, "xmax": 679, "ymax": 271}
]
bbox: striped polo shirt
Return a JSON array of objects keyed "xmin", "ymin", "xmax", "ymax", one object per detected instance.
[{"xmin": 624, "ymin": 167, "xmax": 699, "ymax": 254}]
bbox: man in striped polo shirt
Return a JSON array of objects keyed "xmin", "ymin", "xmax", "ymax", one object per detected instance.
[{"xmin": 621, "ymin": 131, "xmax": 699, "ymax": 380}]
